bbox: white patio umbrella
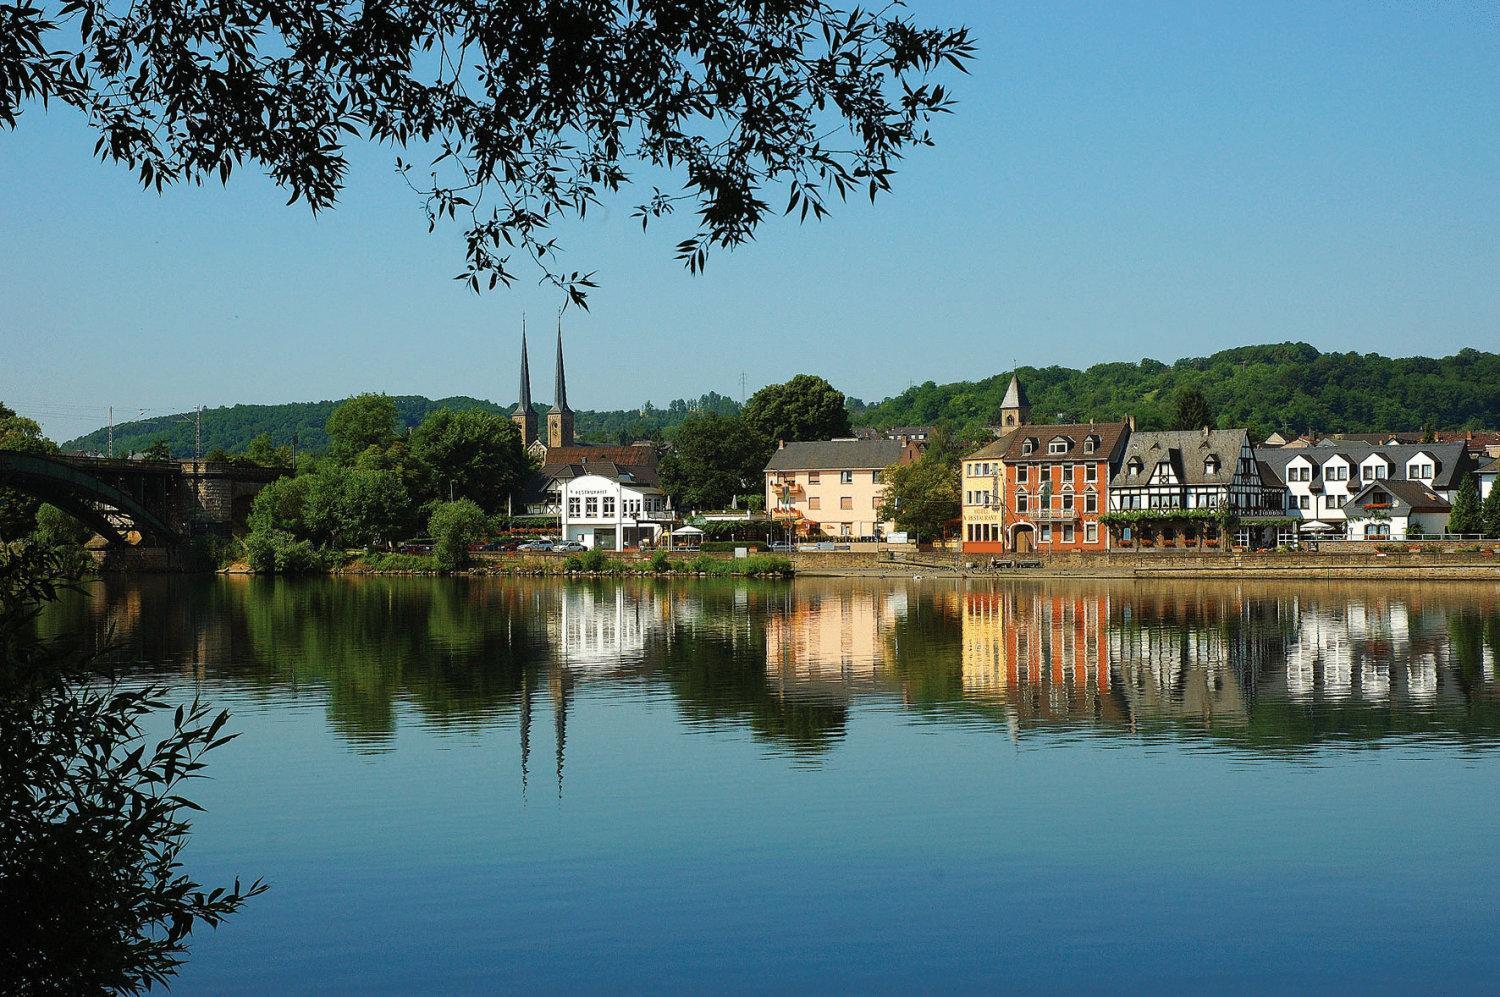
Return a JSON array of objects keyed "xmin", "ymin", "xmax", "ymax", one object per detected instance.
[{"xmin": 1299, "ymin": 521, "xmax": 1337, "ymax": 532}]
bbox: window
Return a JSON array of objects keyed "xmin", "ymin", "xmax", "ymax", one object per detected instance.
[
  {"xmin": 585, "ymin": 496, "xmax": 599, "ymax": 517},
  {"xmin": 1085, "ymin": 464, "xmax": 1098, "ymax": 483},
  {"xmin": 1085, "ymin": 491, "xmax": 1098, "ymax": 513},
  {"xmin": 1040, "ymin": 524, "xmax": 1052, "ymax": 543},
  {"xmin": 1061, "ymin": 491, "xmax": 1074, "ymax": 511},
  {"xmin": 1155, "ymin": 460, "xmax": 1171, "ymax": 479},
  {"xmin": 1327, "ymin": 495, "xmax": 1342, "ymax": 509},
  {"xmin": 1409, "ymin": 462, "xmax": 1432, "ymax": 479},
  {"xmin": 1016, "ymin": 491, "xmax": 1029, "ymax": 513},
  {"xmin": 1084, "ymin": 523, "xmax": 1098, "ymax": 544},
  {"xmin": 1084, "ymin": 437, "xmax": 1097, "ymax": 454},
  {"xmin": 1299, "ymin": 495, "xmax": 1311, "ymax": 510},
  {"xmin": 1017, "ymin": 465, "xmax": 1029, "ymax": 483},
  {"xmin": 1022, "ymin": 440, "xmax": 1035, "ymax": 455},
  {"xmin": 567, "ymin": 496, "xmax": 581, "ymax": 517},
  {"xmin": 809, "ymin": 497, "xmax": 821, "ymax": 510},
  {"xmin": 872, "ymin": 470, "xmax": 880, "ymax": 483},
  {"xmin": 1278, "ymin": 526, "xmax": 1297, "ymax": 546},
  {"xmin": 840, "ymin": 470, "xmax": 854, "ymax": 484},
  {"xmin": 1128, "ymin": 458, "xmax": 1143, "ymax": 475},
  {"xmin": 1062, "ymin": 463, "xmax": 1074, "ymax": 481},
  {"xmin": 1235, "ymin": 527, "xmax": 1251, "ymax": 548},
  {"xmin": 872, "ymin": 495, "xmax": 881, "ymax": 509},
  {"xmin": 602, "ymin": 496, "xmax": 616, "ymax": 517},
  {"xmin": 840, "ymin": 496, "xmax": 853, "ymax": 510},
  {"xmin": 809, "ymin": 471, "xmax": 821, "ymax": 484},
  {"xmin": 1049, "ymin": 439, "xmax": 1068, "ymax": 455},
  {"xmin": 1204, "ymin": 457, "xmax": 1219, "ymax": 476},
  {"xmin": 1062, "ymin": 524, "xmax": 1075, "ymax": 543}
]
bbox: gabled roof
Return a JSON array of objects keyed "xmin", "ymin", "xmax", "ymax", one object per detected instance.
[
  {"xmin": 1112, "ymin": 429, "xmax": 1249, "ymax": 488},
  {"xmin": 965, "ymin": 431, "xmax": 1017, "ymax": 462},
  {"xmin": 1259, "ymin": 441, "xmax": 1471, "ymax": 489},
  {"xmin": 542, "ymin": 445, "xmax": 657, "ymax": 471},
  {"xmin": 764, "ymin": 439, "xmax": 907, "ymax": 472},
  {"xmin": 1344, "ymin": 479, "xmax": 1450, "ymax": 515},
  {"xmin": 1001, "ymin": 422, "xmax": 1130, "ymax": 463}
]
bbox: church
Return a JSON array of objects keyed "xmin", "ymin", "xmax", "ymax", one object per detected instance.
[{"xmin": 511, "ymin": 324, "xmax": 667, "ymax": 528}]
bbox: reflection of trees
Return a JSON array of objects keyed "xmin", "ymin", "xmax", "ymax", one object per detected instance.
[{"xmin": 43, "ymin": 574, "xmax": 1500, "ymax": 759}]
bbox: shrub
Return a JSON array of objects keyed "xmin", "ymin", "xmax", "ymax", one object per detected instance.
[
  {"xmin": 360, "ymin": 552, "xmax": 439, "ymax": 572},
  {"xmin": 577, "ymin": 548, "xmax": 610, "ymax": 573},
  {"xmin": 243, "ymin": 527, "xmax": 326, "ymax": 574},
  {"xmin": 701, "ymin": 541, "xmax": 764, "ymax": 552},
  {"xmin": 648, "ymin": 551, "xmax": 671, "ymax": 573},
  {"xmin": 428, "ymin": 499, "xmax": 489, "ymax": 571}
]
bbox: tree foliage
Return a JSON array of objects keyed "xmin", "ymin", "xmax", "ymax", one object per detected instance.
[
  {"xmin": 1448, "ymin": 474, "xmax": 1482, "ymax": 536},
  {"xmin": 0, "ymin": 401, "xmax": 60, "ymax": 539},
  {"xmin": 429, "ymin": 499, "xmax": 489, "ymax": 571},
  {"xmin": 325, "ymin": 393, "xmax": 398, "ymax": 464},
  {"xmin": 660, "ymin": 412, "xmax": 771, "ymax": 511},
  {"xmin": 877, "ymin": 450, "xmax": 958, "ymax": 542},
  {"xmin": 1171, "ymin": 386, "xmax": 1213, "ymax": 431},
  {"xmin": 0, "ymin": 542, "xmax": 265, "ymax": 991},
  {"xmin": 1481, "ymin": 478, "xmax": 1500, "ymax": 539},
  {"xmin": 406, "ymin": 408, "xmax": 529, "ymax": 513},
  {"xmin": 5, "ymin": 1, "xmax": 973, "ymax": 305},
  {"xmin": 856, "ymin": 344, "xmax": 1500, "ymax": 441},
  {"xmin": 745, "ymin": 374, "xmax": 853, "ymax": 444}
]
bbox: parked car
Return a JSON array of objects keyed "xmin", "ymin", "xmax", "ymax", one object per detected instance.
[
  {"xmin": 551, "ymin": 541, "xmax": 586, "ymax": 552},
  {"xmin": 517, "ymin": 540, "xmax": 553, "ymax": 552},
  {"xmin": 769, "ymin": 542, "xmax": 795, "ymax": 553},
  {"xmin": 398, "ymin": 539, "xmax": 435, "ymax": 554}
]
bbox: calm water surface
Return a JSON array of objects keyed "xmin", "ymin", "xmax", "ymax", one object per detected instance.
[{"xmin": 47, "ymin": 576, "xmax": 1500, "ymax": 992}]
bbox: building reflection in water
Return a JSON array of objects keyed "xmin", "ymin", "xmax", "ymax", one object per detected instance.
[{"xmin": 46, "ymin": 576, "xmax": 1500, "ymax": 760}]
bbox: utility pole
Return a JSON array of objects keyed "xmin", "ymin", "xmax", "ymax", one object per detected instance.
[
  {"xmin": 195, "ymin": 405, "xmax": 203, "ymax": 462},
  {"xmin": 107, "ymin": 406, "xmax": 113, "ymax": 458},
  {"xmin": 739, "ymin": 371, "xmax": 746, "ymax": 407}
]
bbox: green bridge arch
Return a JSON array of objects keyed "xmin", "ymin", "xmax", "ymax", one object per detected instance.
[{"xmin": 0, "ymin": 451, "xmax": 181, "ymax": 546}]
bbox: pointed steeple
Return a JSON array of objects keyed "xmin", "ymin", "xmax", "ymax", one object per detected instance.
[
  {"xmin": 999, "ymin": 372, "xmax": 1031, "ymax": 429},
  {"xmin": 550, "ymin": 319, "xmax": 570, "ymax": 414},
  {"xmin": 511, "ymin": 317, "xmax": 539, "ymax": 448},
  {"xmin": 514, "ymin": 319, "xmax": 533, "ymax": 416}
]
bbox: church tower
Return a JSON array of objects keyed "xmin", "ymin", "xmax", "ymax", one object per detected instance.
[
  {"xmin": 547, "ymin": 321, "xmax": 575, "ymax": 449},
  {"xmin": 512, "ymin": 321, "xmax": 537, "ymax": 448},
  {"xmin": 999, "ymin": 373, "xmax": 1030, "ymax": 429}
]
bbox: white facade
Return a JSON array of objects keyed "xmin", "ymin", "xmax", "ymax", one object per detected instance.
[
  {"xmin": 558, "ymin": 473, "xmax": 674, "ymax": 551},
  {"xmin": 1267, "ymin": 444, "xmax": 1466, "ymax": 538}
]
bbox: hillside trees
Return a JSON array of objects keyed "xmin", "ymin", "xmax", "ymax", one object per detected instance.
[
  {"xmin": 325, "ymin": 393, "xmax": 398, "ymax": 464},
  {"xmin": 1171, "ymin": 387, "xmax": 1214, "ymax": 430}
]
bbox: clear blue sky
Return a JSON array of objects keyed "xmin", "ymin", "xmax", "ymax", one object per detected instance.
[{"xmin": 2, "ymin": 1, "xmax": 1496, "ymax": 441}]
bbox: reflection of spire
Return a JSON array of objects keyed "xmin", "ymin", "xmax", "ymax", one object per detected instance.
[
  {"xmin": 519, "ymin": 669, "xmax": 531, "ymax": 798},
  {"xmin": 549, "ymin": 666, "xmax": 571, "ymax": 798}
]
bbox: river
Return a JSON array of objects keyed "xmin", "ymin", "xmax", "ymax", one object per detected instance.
[{"xmin": 45, "ymin": 575, "xmax": 1500, "ymax": 991}]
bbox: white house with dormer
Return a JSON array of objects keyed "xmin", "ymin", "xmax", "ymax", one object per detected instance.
[
  {"xmin": 558, "ymin": 466, "xmax": 675, "ymax": 551},
  {"xmin": 1260, "ymin": 442, "xmax": 1473, "ymax": 540}
]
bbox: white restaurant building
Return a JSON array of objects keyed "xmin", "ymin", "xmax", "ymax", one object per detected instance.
[{"xmin": 557, "ymin": 463, "xmax": 675, "ymax": 551}]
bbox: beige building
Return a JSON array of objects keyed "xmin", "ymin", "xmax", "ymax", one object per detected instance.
[
  {"xmin": 960, "ymin": 438, "xmax": 1010, "ymax": 553},
  {"xmin": 764, "ymin": 439, "xmax": 913, "ymax": 538}
]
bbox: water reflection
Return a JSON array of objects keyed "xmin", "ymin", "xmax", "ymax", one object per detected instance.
[{"xmin": 46, "ymin": 576, "xmax": 1500, "ymax": 762}]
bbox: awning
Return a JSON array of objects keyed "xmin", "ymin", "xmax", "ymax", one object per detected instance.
[
  {"xmin": 673, "ymin": 526, "xmax": 704, "ymax": 535},
  {"xmin": 1299, "ymin": 521, "xmax": 1337, "ymax": 532}
]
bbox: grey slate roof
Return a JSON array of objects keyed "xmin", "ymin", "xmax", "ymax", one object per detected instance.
[
  {"xmin": 1000, "ymin": 374, "xmax": 1029, "ymax": 410},
  {"xmin": 1344, "ymin": 479, "xmax": 1450, "ymax": 515},
  {"xmin": 764, "ymin": 439, "xmax": 906, "ymax": 472},
  {"xmin": 1259, "ymin": 441, "xmax": 1471, "ymax": 490},
  {"xmin": 1112, "ymin": 429, "xmax": 1249, "ymax": 488}
]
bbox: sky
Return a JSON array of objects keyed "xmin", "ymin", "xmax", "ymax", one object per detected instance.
[{"xmin": 2, "ymin": 1, "xmax": 1497, "ymax": 442}]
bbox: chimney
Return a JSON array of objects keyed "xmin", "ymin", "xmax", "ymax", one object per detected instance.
[
  {"xmin": 778, "ymin": 439, "xmax": 785, "ymax": 450},
  {"xmin": 1127, "ymin": 414, "xmax": 1136, "ymax": 431}
]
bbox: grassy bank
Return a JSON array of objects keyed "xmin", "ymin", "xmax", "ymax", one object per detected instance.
[{"xmin": 230, "ymin": 548, "xmax": 794, "ymax": 578}]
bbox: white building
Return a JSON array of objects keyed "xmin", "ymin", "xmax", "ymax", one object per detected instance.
[
  {"xmin": 1259, "ymin": 442, "xmax": 1474, "ymax": 541},
  {"xmin": 558, "ymin": 463, "xmax": 675, "ymax": 551}
]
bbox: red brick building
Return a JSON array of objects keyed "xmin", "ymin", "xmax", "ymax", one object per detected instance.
[{"xmin": 1000, "ymin": 422, "xmax": 1131, "ymax": 553}]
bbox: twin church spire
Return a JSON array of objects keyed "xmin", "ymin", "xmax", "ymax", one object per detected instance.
[{"xmin": 512, "ymin": 317, "xmax": 573, "ymax": 450}]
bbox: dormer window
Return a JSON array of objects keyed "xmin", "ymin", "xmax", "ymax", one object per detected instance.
[
  {"xmin": 1022, "ymin": 439, "xmax": 1035, "ymax": 455},
  {"xmin": 1128, "ymin": 457, "xmax": 1143, "ymax": 474},
  {"xmin": 1408, "ymin": 460, "xmax": 1433, "ymax": 480},
  {"xmin": 1204, "ymin": 456, "xmax": 1220, "ymax": 475},
  {"xmin": 1084, "ymin": 436, "xmax": 1098, "ymax": 454},
  {"xmin": 1048, "ymin": 439, "xmax": 1069, "ymax": 455}
]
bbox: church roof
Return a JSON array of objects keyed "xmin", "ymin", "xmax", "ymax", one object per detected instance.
[
  {"xmin": 514, "ymin": 325, "xmax": 533, "ymax": 415},
  {"xmin": 550, "ymin": 323, "xmax": 571, "ymax": 414},
  {"xmin": 1001, "ymin": 374, "xmax": 1029, "ymax": 410}
]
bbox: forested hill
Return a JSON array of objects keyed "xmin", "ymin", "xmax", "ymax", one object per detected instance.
[
  {"xmin": 62, "ymin": 393, "xmax": 741, "ymax": 457},
  {"xmin": 856, "ymin": 343, "xmax": 1500, "ymax": 438}
]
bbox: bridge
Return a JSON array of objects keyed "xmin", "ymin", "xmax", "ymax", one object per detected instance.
[{"xmin": 0, "ymin": 452, "xmax": 282, "ymax": 548}]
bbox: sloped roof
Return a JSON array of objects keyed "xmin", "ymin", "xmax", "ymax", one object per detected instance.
[
  {"xmin": 1000, "ymin": 374, "xmax": 1029, "ymax": 410},
  {"xmin": 964, "ymin": 431, "xmax": 1017, "ymax": 461},
  {"xmin": 542, "ymin": 445, "xmax": 657, "ymax": 471},
  {"xmin": 1256, "ymin": 460, "xmax": 1284, "ymax": 488},
  {"xmin": 1345, "ymin": 479, "xmax": 1450, "ymax": 515},
  {"xmin": 1112, "ymin": 429, "xmax": 1249, "ymax": 488},
  {"xmin": 1260, "ymin": 441, "xmax": 1471, "ymax": 489},
  {"xmin": 1001, "ymin": 422, "xmax": 1130, "ymax": 463},
  {"xmin": 764, "ymin": 439, "xmax": 906, "ymax": 471}
]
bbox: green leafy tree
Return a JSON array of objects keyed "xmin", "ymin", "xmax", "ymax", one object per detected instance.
[
  {"xmin": 661, "ymin": 413, "xmax": 771, "ymax": 510},
  {"xmin": 429, "ymin": 500, "xmax": 490, "ymax": 571},
  {"xmin": 407, "ymin": 408, "xmax": 529, "ymax": 512},
  {"xmin": 878, "ymin": 453, "xmax": 960, "ymax": 543},
  {"xmin": 1482, "ymin": 478, "xmax": 1500, "ymax": 539},
  {"xmin": 0, "ymin": 402, "xmax": 60, "ymax": 539},
  {"xmin": 242, "ymin": 432, "xmax": 293, "ymax": 469},
  {"xmin": 141, "ymin": 439, "xmax": 173, "ymax": 461},
  {"xmin": 304, "ymin": 466, "xmax": 412, "ymax": 550},
  {"xmin": 0, "ymin": 542, "xmax": 265, "ymax": 990},
  {"xmin": 745, "ymin": 375, "xmax": 853, "ymax": 444},
  {"xmin": 1171, "ymin": 387, "xmax": 1214, "ymax": 431},
  {"xmin": 1448, "ymin": 474, "xmax": 1482, "ymax": 536},
  {"xmin": 4, "ymin": 4, "xmax": 971, "ymax": 307},
  {"xmin": 325, "ymin": 394, "xmax": 398, "ymax": 464}
]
